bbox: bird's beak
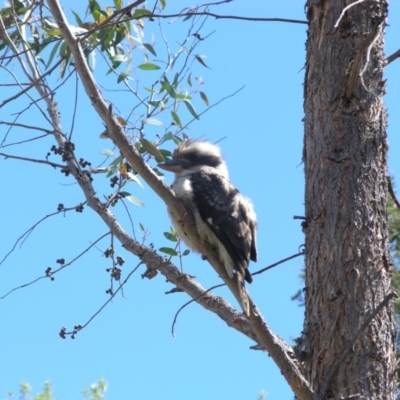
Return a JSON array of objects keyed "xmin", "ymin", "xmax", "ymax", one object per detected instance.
[{"xmin": 158, "ymin": 159, "xmax": 188, "ymax": 172}]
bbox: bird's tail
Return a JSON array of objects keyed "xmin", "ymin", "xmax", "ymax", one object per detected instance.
[{"xmin": 236, "ymin": 272, "xmax": 250, "ymax": 316}]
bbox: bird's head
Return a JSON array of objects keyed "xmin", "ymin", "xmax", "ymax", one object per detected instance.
[{"xmin": 158, "ymin": 140, "xmax": 229, "ymax": 178}]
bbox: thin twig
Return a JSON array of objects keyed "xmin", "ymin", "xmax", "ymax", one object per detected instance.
[
  {"xmin": 0, "ymin": 203, "xmax": 86, "ymax": 267},
  {"xmin": 176, "ymin": 85, "xmax": 245, "ymax": 135},
  {"xmin": 319, "ymin": 291, "xmax": 397, "ymax": 399},
  {"xmin": 0, "ymin": 121, "xmax": 52, "ymax": 133},
  {"xmin": 138, "ymin": 12, "xmax": 307, "ymax": 25},
  {"xmin": 69, "ymin": 72, "xmax": 79, "ymax": 140},
  {"xmin": 0, "ymin": 57, "xmax": 64, "ymax": 110},
  {"xmin": 252, "ymin": 251, "xmax": 305, "ymax": 276},
  {"xmin": 171, "ymin": 283, "xmax": 224, "ymax": 337},
  {"xmin": 171, "ymin": 250, "xmax": 305, "ymax": 334},
  {"xmin": 0, "ymin": 152, "xmax": 64, "ymax": 168},
  {"xmin": 61, "ymin": 261, "xmax": 143, "ymax": 338},
  {"xmin": 0, "ymin": 133, "xmax": 49, "ymax": 149},
  {"xmin": 385, "ymin": 48, "xmax": 400, "ymax": 65},
  {"xmin": 0, "ymin": 231, "xmax": 109, "ymax": 300}
]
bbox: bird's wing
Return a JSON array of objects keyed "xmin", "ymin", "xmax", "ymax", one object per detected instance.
[{"xmin": 191, "ymin": 171, "xmax": 256, "ymax": 273}]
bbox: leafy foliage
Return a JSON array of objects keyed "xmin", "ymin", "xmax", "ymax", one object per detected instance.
[{"xmin": 5, "ymin": 379, "xmax": 107, "ymax": 400}]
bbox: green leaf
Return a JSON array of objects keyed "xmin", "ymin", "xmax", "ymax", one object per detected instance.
[
  {"xmin": 100, "ymin": 149, "xmax": 114, "ymax": 156},
  {"xmin": 171, "ymin": 111, "xmax": 182, "ymax": 128},
  {"xmin": 199, "ymin": 91, "xmax": 209, "ymax": 106},
  {"xmin": 159, "ymin": 247, "xmax": 178, "ymax": 256},
  {"xmin": 106, "ymin": 165, "xmax": 119, "ymax": 178},
  {"xmin": 183, "ymin": 12, "xmax": 194, "ymax": 21},
  {"xmin": 175, "ymin": 93, "xmax": 192, "ymax": 100},
  {"xmin": 139, "ymin": 223, "xmax": 145, "ymax": 231},
  {"xmin": 139, "ymin": 138, "xmax": 165, "ymax": 162},
  {"xmin": 117, "ymin": 71, "xmax": 130, "ymax": 83},
  {"xmin": 89, "ymin": 0, "xmax": 102, "ymax": 19},
  {"xmin": 71, "ymin": 10, "xmax": 84, "ymax": 27},
  {"xmin": 46, "ymin": 40, "xmax": 62, "ymax": 68},
  {"xmin": 187, "ymin": 73, "xmax": 192, "ymax": 87},
  {"xmin": 117, "ymin": 61, "xmax": 131, "ymax": 83},
  {"xmin": 119, "ymin": 191, "xmax": 145, "ymax": 207},
  {"xmin": 133, "ymin": 9, "xmax": 152, "ymax": 18},
  {"xmin": 143, "ymin": 43, "xmax": 157, "ymax": 56},
  {"xmin": 148, "ymin": 100, "xmax": 162, "ymax": 108},
  {"xmin": 160, "ymin": 80, "xmax": 176, "ymax": 98},
  {"xmin": 172, "ymin": 73, "xmax": 179, "ymax": 89},
  {"xmin": 195, "ymin": 55, "xmax": 210, "ymax": 69},
  {"xmin": 143, "ymin": 117, "xmax": 163, "ymax": 126},
  {"xmin": 182, "ymin": 249, "xmax": 190, "ymax": 256},
  {"xmin": 138, "ymin": 63, "xmax": 161, "ymax": 71},
  {"xmin": 184, "ymin": 100, "xmax": 199, "ymax": 120},
  {"xmin": 164, "ymin": 232, "xmax": 177, "ymax": 242},
  {"xmin": 159, "ymin": 149, "xmax": 172, "ymax": 157},
  {"xmin": 172, "ymin": 135, "xmax": 183, "ymax": 145},
  {"xmin": 160, "ymin": 0, "xmax": 166, "ymax": 9},
  {"xmin": 59, "ymin": 58, "xmax": 69, "ymax": 78}
]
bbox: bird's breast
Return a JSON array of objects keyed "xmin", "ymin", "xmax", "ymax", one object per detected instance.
[{"xmin": 172, "ymin": 177, "xmax": 193, "ymax": 200}]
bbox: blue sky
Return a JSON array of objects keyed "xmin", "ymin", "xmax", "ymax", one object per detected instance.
[{"xmin": 1, "ymin": 1, "xmax": 400, "ymax": 399}]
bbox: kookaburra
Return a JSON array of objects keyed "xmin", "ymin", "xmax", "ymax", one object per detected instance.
[{"xmin": 158, "ymin": 140, "xmax": 257, "ymax": 315}]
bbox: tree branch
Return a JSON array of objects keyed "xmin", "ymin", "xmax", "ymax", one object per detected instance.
[
  {"xmin": 136, "ymin": 12, "xmax": 308, "ymax": 25},
  {"xmin": 46, "ymin": 1, "xmax": 313, "ymax": 398},
  {"xmin": 385, "ymin": 48, "xmax": 400, "ymax": 65}
]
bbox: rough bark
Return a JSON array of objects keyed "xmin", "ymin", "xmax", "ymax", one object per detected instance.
[{"xmin": 303, "ymin": 0, "xmax": 397, "ymax": 398}]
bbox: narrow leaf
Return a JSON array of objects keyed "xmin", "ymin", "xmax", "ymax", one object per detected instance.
[
  {"xmin": 199, "ymin": 91, "xmax": 209, "ymax": 106},
  {"xmin": 143, "ymin": 117, "xmax": 163, "ymax": 126},
  {"xmin": 182, "ymin": 249, "xmax": 191, "ymax": 256},
  {"xmin": 139, "ymin": 138, "xmax": 165, "ymax": 162},
  {"xmin": 195, "ymin": 55, "xmax": 210, "ymax": 69},
  {"xmin": 175, "ymin": 93, "xmax": 192, "ymax": 100},
  {"xmin": 159, "ymin": 247, "xmax": 178, "ymax": 256},
  {"xmin": 161, "ymin": 80, "xmax": 176, "ymax": 98},
  {"xmin": 46, "ymin": 40, "xmax": 62, "ymax": 68},
  {"xmin": 138, "ymin": 63, "xmax": 160, "ymax": 71},
  {"xmin": 184, "ymin": 100, "xmax": 199, "ymax": 120},
  {"xmin": 164, "ymin": 232, "xmax": 177, "ymax": 242},
  {"xmin": 133, "ymin": 9, "xmax": 152, "ymax": 18},
  {"xmin": 71, "ymin": 10, "xmax": 84, "ymax": 27},
  {"xmin": 126, "ymin": 172, "xmax": 144, "ymax": 188},
  {"xmin": 143, "ymin": 43, "xmax": 157, "ymax": 56},
  {"xmin": 100, "ymin": 149, "xmax": 114, "ymax": 156},
  {"xmin": 120, "ymin": 191, "xmax": 145, "ymax": 207},
  {"xmin": 171, "ymin": 111, "xmax": 182, "ymax": 128}
]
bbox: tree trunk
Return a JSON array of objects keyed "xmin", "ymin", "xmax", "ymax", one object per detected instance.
[{"xmin": 303, "ymin": 0, "xmax": 397, "ymax": 398}]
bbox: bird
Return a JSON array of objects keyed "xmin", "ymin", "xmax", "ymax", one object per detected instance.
[{"xmin": 158, "ymin": 140, "xmax": 257, "ymax": 315}]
